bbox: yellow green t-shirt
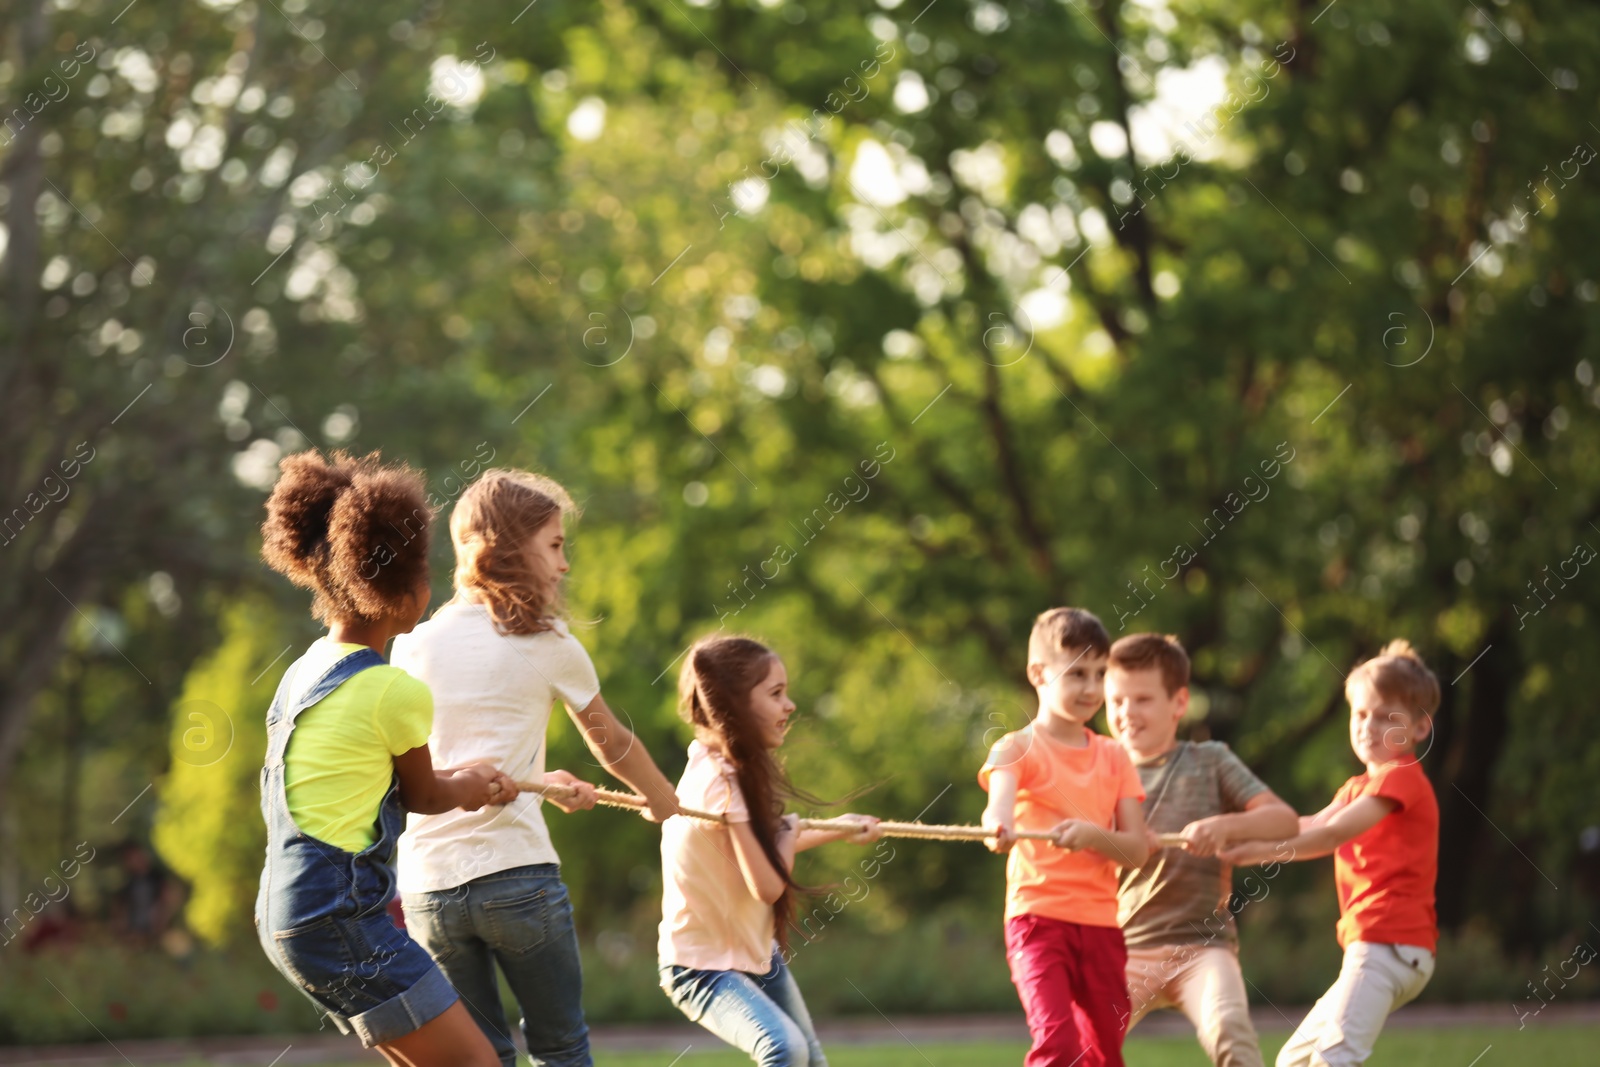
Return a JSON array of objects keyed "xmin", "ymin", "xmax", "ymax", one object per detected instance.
[{"xmin": 283, "ymin": 639, "xmax": 434, "ymax": 853}]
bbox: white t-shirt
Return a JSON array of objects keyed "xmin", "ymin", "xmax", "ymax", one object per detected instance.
[
  {"xmin": 392, "ymin": 601, "xmax": 601, "ymax": 894},
  {"xmin": 658, "ymin": 741, "xmax": 775, "ymax": 974}
]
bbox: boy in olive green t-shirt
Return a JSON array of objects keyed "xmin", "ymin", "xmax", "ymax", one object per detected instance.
[{"xmin": 1106, "ymin": 634, "xmax": 1299, "ymax": 1067}]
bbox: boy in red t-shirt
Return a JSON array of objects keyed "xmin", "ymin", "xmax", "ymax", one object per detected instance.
[
  {"xmin": 1223, "ymin": 640, "xmax": 1440, "ymax": 1067},
  {"xmin": 981, "ymin": 608, "xmax": 1150, "ymax": 1067}
]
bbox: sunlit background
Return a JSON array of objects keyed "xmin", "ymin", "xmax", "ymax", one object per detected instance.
[{"xmin": 3, "ymin": 0, "xmax": 1599, "ymax": 1053}]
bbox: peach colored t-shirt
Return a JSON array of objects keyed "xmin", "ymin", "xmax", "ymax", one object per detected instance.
[
  {"xmin": 979, "ymin": 725, "xmax": 1145, "ymax": 928},
  {"xmin": 657, "ymin": 741, "xmax": 774, "ymax": 974}
]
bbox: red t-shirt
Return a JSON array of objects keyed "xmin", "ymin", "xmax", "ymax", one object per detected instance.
[
  {"xmin": 979, "ymin": 726, "xmax": 1145, "ymax": 928},
  {"xmin": 1332, "ymin": 759, "xmax": 1439, "ymax": 952}
]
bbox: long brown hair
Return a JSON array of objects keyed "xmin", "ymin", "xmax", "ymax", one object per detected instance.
[
  {"xmin": 260, "ymin": 450, "xmax": 431, "ymax": 624},
  {"xmin": 450, "ymin": 468, "xmax": 576, "ymax": 635},
  {"xmin": 678, "ymin": 635, "xmax": 813, "ymax": 948}
]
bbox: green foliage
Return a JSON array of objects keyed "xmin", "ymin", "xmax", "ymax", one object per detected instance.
[
  {"xmin": 0, "ymin": 938, "xmax": 316, "ymax": 1043},
  {"xmin": 151, "ymin": 600, "xmax": 289, "ymax": 946},
  {"xmin": 5, "ymin": 0, "xmax": 1600, "ymax": 1028}
]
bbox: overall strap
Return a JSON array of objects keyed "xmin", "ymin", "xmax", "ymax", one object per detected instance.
[{"xmin": 263, "ymin": 647, "xmax": 389, "ymax": 768}]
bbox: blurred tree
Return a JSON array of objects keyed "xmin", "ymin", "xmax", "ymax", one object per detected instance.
[
  {"xmin": 0, "ymin": 0, "xmax": 506, "ymax": 804},
  {"xmin": 549, "ymin": 0, "xmax": 1600, "ymax": 950},
  {"xmin": 6, "ymin": 0, "xmax": 1599, "ymax": 974},
  {"xmin": 151, "ymin": 598, "xmax": 288, "ymax": 946}
]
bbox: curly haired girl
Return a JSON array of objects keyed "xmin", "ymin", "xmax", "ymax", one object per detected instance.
[{"xmin": 256, "ymin": 450, "xmax": 515, "ymax": 1066}]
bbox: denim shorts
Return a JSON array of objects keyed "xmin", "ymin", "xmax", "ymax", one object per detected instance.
[
  {"xmin": 255, "ymin": 646, "xmax": 460, "ymax": 1048},
  {"xmin": 262, "ymin": 906, "xmax": 458, "ymax": 1047}
]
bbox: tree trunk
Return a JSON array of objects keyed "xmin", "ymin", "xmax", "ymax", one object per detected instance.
[{"xmin": 1434, "ymin": 615, "xmax": 1518, "ymax": 932}]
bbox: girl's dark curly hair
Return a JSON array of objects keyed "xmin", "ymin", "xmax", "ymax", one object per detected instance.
[{"xmin": 261, "ymin": 450, "xmax": 432, "ymax": 624}]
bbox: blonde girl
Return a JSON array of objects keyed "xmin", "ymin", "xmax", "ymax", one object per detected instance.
[{"xmin": 393, "ymin": 469, "xmax": 682, "ymax": 1067}]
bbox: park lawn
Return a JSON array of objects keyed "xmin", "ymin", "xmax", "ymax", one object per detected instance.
[
  {"xmin": 278, "ymin": 1021, "xmax": 1592, "ymax": 1066},
  {"xmin": 579, "ymin": 1025, "xmax": 1579, "ymax": 1066}
]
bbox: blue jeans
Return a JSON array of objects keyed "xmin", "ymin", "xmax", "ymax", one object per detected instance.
[
  {"xmin": 660, "ymin": 948, "xmax": 827, "ymax": 1067},
  {"xmin": 403, "ymin": 865, "xmax": 589, "ymax": 1067}
]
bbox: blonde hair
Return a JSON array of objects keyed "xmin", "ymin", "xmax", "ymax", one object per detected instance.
[
  {"xmin": 450, "ymin": 469, "xmax": 576, "ymax": 635},
  {"xmin": 1347, "ymin": 639, "xmax": 1440, "ymax": 719}
]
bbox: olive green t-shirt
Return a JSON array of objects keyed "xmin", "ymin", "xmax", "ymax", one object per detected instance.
[
  {"xmin": 1116, "ymin": 740, "xmax": 1269, "ymax": 948},
  {"xmin": 283, "ymin": 639, "xmax": 433, "ymax": 853}
]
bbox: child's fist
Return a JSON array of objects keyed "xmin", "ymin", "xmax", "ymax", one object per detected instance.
[
  {"xmin": 1051, "ymin": 819, "xmax": 1096, "ymax": 851},
  {"xmin": 835, "ymin": 814, "xmax": 883, "ymax": 843},
  {"xmin": 643, "ymin": 793, "xmax": 683, "ymax": 823},
  {"xmin": 487, "ymin": 772, "xmax": 520, "ymax": 806},
  {"xmin": 982, "ymin": 814, "xmax": 1015, "ymax": 853},
  {"xmin": 453, "ymin": 763, "xmax": 504, "ymax": 812},
  {"xmin": 541, "ymin": 769, "xmax": 595, "ymax": 813},
  {"xmin": 1179, "ymin": 816, "xmax": 1229, "ymax": 857}
]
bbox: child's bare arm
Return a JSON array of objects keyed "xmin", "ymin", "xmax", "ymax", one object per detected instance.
[
  {"xmin": 566, "ymin": 694, "xmax": 682, "ymax": 822},
  {"xmin": 980, "ymin": 735, "xmax": 1026, "ymax": 853},
  {"xmin": 1298, "ymin": 796, "xmax": 1346, "ymax": 833},
  {"xmin": 1179, "ymin": 792, "xmax": 1299, "ymax": 857},
  {"xmin": 982, "ymin": 768, "xmax": 1020, "ymax": 852},
  {"xmin": 394, "ymin": 746, "xmax": 518, "ymax": 815},
  {"xmin": 1055, "ymin": 797, "xmax": 1151, "ymax": 868},
  {"xmin": 727, "ymin": 818, "xmax": 793, "ymax": 904},
  {"xmin": 1221, "ymin": 795, "xmax": 1396, "ymax": 866},
  {"xmin": 796, "ymin": 815, "xmax": 882, "ymax": 851}
]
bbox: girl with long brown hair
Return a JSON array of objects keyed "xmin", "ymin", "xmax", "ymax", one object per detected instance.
[
  {"xmin": 255, "ymin": 451, "xmax": 517, "ymax": 1067},
  {"xmin": 392, "ymin": 468, "xmax": 682, "ymax": 1067},
  {"xmin": 658, "ymin": 635, "xmax": 881, "ymax": 1067}
]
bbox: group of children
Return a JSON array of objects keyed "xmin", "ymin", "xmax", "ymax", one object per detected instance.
[
  {"xmin": 978, "ymin": 609, "xmax": 1439, "ymax": 1067},
  {"xmin": 253, "ymin": 450, "xmax": 1439, "ymax": 1067}
]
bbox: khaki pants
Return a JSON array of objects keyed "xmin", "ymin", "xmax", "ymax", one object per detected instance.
[
  {"xmin": 1125, "ymin": 943, "xmax": 1264, "ymax": 1067},
  {"xmin": 1276, "ymin": 941, "xmax": 1434, "ymax": 1067}
]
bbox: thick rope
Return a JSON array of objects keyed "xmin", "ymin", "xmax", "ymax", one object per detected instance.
[{"xmin": 515, "ymin": 780, "xmax": 1187, "ymax": 848}]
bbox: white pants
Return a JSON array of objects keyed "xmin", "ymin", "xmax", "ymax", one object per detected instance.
[
  {"xmin": 1276, "ymin": 942, "xmax": 1434, "ymax": 1067},
  {"xmin": 1126, "ymin": 943, "xmax": 1264, "ymax": 1067}
]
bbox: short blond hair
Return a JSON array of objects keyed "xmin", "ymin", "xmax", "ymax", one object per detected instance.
[{"xmin": 1346, "ymin": 639, "xmax": 1440, "ymax": 718}]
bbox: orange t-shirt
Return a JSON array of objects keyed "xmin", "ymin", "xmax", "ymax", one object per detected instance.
[
  {"xmin": 979, "ymin": 725, "xmax": 1145, "ymax": 928},
  {"xmin": 1332, "ymin": 759, "xmax": 1439, "ymax": 952}
]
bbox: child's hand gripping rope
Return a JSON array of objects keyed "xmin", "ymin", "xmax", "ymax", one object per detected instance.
[
  {"xmin": 521, "ymin": 777, "xmax": 1186, "ymax": 848},
  {"xmin": 457, "ymin": 762, "xmax": 521, "ymax": 811}
]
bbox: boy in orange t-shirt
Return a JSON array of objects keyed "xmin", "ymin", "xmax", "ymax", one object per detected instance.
[
  {"xmin": 981, "ymin": 608, "xmax": 1150, "ymax": 1067},
  {"xmin": 1223, "ymin": 640, "xmax": 1440, "ymax": 1067}
]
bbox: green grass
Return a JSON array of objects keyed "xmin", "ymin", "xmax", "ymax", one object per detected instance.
[
  {"xmin": 585, "ymin": 1026, "xmax": 1585, "ymax": 1066},
  {"xmin": 267, "ymin": 1022, "xmax": 1592, "ymax": 1066}
]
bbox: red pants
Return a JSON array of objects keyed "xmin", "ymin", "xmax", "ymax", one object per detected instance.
[{"xmin": 1005, "ymin": 913, "xmax": 1129, "ymax": 1067}]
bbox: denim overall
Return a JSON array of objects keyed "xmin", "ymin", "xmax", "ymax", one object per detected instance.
[{"xmin": 255, "ymin": 647, "xmax": 457, "ymax": 1047}]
